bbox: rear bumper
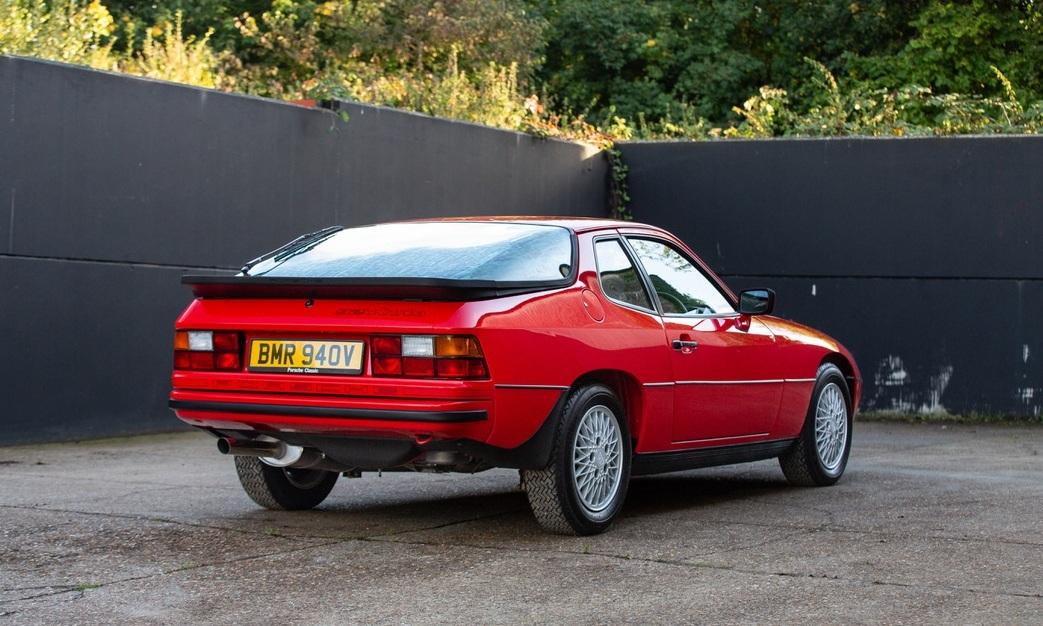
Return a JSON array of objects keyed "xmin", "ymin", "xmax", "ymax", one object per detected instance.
[
  {"xmin": 168, "ymin": 399, "xmax": 487, "ymax": 423},
  {"xmin": 169, "ymin": 388, "xmax": 494, "ymax": 442},
  {"xmin": 168, "ymin": 382, "xmax": 565, "ymax": 467}
]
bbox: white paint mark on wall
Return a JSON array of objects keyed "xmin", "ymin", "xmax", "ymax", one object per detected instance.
[
  {"xmin": 811, "ymin": 284, "xmax": 817, "ymax": 296},
  {"xmin": 1016, "ymin": 388, "xmax": 1041, "ymax": 417},
  {"xmin": 922, "ymin": 365, "xmax": 954, "ymax": 414},
  {"xmin": 869, "ymin": 355, "xmax": 954, "ymax": 413},
  {"xmin": 875, "ymin": 355, "xmax": 908, "ymax": 387}
]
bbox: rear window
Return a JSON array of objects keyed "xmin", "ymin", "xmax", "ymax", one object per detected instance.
[{"xmin": 245, "ymin": 222, "xmax": 574, "ymax": 283}]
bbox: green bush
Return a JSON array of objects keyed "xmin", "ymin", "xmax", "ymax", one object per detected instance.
[
  {"xmin": 121, "ymin": 12, "xmax": 221, "ymax": 88},
  {"xmin": 2, "ymin": 0, "xmax": 1041, "ymax": 142},
  {"xmin": 1, "ymin": 0, "xmax": 221, "ymax": 87},
  {"xmin": 0, "ymin": 0, "xmax": 117, "ymax": 70}
]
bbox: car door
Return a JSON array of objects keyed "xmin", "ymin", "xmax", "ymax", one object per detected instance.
[{"xmin": 625, "ymin": 236, "xmax": 784, "ymax": 444}]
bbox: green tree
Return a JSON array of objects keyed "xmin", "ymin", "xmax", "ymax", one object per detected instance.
[
  {"xmin": 852, "ymin": 0, "xmax": 1043, "ymax": 98},
  {"xmin": 103, "ymin": 0, "xmax": 264, "ymax": 52},
  {"xmin": 1, "ymin": 0, "xmax": 117, "ymax": 69},
  {"xmin": 535, "ymin": 1, "xmax": 932, "ymax": 125}
]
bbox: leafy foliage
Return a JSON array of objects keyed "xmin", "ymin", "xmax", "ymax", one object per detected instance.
[
  {"xmin": 121, "ymin": 12, "xmax": 221, "ymax": 87},
  {"xmin": 1, "ymin": 0, "xmax": 117, "ymax": 69},
  {"xmin": 2, "ymin": 0, "xmax": 1041, "ymax": 141}
]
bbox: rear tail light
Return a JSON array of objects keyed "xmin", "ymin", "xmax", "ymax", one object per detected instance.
[
  {"xmin": 372, "ymin": 335, "xmax": 488, "ymax": 379},
  {"xmin": 174, "ymin": 331, "xmax": 242, "ymax": 371}
]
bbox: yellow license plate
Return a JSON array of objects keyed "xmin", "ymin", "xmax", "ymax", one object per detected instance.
[{"xmin": 248, "ymin": 339, "xmax": 364, "ymax": 375}]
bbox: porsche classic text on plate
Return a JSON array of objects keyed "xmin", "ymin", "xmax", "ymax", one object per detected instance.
[
  {"xmin": 248, "ymin": 339, "xmax": 364, "ymax": 374},
  {"xmin": 169, "ymin": 218, "xmax": 861, "ymax": 536}
]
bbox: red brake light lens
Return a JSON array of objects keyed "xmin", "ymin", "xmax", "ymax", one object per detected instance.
[
  {"xmin": 212, "ymin": 332, "xmax": 239, "ymax": 352},
  {"xmin": 466, "ymin": 359, "xmax": 488, "ymax": 378},
  {"xmin": 189, "ymin": 352, "xmax": 215, "ymax": 370},
  {"xmin": 174, "ymin": 351, "xmax": 192, "ymax": 370},
  {"xmin": 215, "ymin": 352, "xmax": 241, "ymax": 371},
  {"xmin": 402, "ymin": 357, "xmax": 436, "ymax": 377},
  {"xmin": 372, "ymin": 336, "xmax": 402, "ymax": 356},
  {"xmin": 174, "ymin": 330, "xmax": 242, "ymax": 371},
  {"xmin": 435, "ymin": 358, "xmax": 470, "ymax": 378},
  {"xmin": 370, "ymin": 335, "xmax": 488, "ymax": 379},
  {"xmin": 372, "ymin": 356, "xmax": 403, "ymax": 376}
]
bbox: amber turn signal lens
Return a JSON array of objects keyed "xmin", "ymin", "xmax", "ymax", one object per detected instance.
[
  {"xmin": 435, "ymin": 335, "xmax": 483, "ymax": 357},
  {"xmin": 174, "ymin": 331, "xmax": 189, "ymax": 350}
]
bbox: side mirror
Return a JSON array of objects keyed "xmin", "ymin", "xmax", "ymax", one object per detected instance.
[{"xmin": 738, "ymin": 288, "xmax": 775, "ymax": 316}]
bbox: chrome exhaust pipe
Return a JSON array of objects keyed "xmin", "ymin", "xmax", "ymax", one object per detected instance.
[
  {"xmin": 217, "ymin": 437, "xmax": 284, "ymax": 458},
  {"xmin": 216, "ymin": 437, "xmax": 347, "ymax": 471}
]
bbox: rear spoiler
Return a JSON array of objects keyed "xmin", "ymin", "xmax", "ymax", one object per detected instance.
[{"xmin": 182, "ymin": 275, "xmax": 571, "ymax": 301}]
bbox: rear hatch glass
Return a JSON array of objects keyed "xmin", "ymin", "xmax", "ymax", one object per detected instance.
[{"xmin": 244, "ymin": 222, "xmax": 574, "ymax": 283}]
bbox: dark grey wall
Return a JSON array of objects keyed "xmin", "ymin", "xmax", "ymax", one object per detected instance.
[
  {"xmin": 620, "ymin": 137, "xmax": 1043, "ymax": 417},
  {"xmin": 3, "ymin": 55, "xmax": 1040, "ymax": 445},
  {"xmin": 0, "ymin": 56, "xmax": 608, "ymax": 444}
]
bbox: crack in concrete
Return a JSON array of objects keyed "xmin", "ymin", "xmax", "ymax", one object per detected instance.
[
  {"xmin": 0, "ymin": 506, "xmax": 518, "ymax": 607},
  {"xmin": 0, "ymin": 503, "xmax": 314, "ymax": 542},
  {"xmin": 362, "ymin": 534, "xmax": 1043, "ymax": 601},
  {"xmin": 0, "ymin": 541, "xmax": 345, "ymax": 605},
  {"xmin": 0, "ymin": 585, "xmax": 77, "ymax": 593},
  {"xmin": 688, "ymin": 527, "xmax": 813, "ymax": 559},
  {"xmin": 694, "ymin": 516, "xmax": 1043, "ymax": 548},
  {"xmin": 0, "ymin": 588, "xmax": 86, "ymax": 605},
  {"xmin": 7, "ymin": 492, "xmax": 1042, "ymax": 557},
  {"xmin": 0, "ymin": 502, "xmax": 521, "ymax": 544},
  {"xmin": 4, "ymin": 498, "xmax": 1042, "ymax": 608},
  {"xmin": 0, "ymin": 470, "xmax": 239, "ymax": 491}
]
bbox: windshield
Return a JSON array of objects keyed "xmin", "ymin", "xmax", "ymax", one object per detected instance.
[{"xmin": 244, "ymin": 222, "xmax": 574, "ymax": 283}]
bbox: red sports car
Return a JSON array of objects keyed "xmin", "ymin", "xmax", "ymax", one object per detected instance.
[{"xmin": 171, "ymin": 217, "xmax": 860, "ymax": 535}]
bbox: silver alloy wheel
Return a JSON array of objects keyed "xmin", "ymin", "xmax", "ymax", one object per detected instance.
[
  {"xmin": 814, "ymin": 382, "xmax": 848, "ymax": 473},
  {"xmin": 571, "ymin": 404, "xmax": 624, "ymax": 513}
]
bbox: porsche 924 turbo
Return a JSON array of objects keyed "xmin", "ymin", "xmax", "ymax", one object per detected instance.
[{"xmin": 170, "ymin": 218, "xmax": 860, "ymax": 535}]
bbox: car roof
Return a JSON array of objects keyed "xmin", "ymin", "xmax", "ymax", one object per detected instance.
[{"xmin": 400, "ymin": 215, "xmax": 664, "ymax": 234}]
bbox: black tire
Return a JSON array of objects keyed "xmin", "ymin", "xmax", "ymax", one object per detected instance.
[
  {"xmin": 779, "ymin": 363, "xmax": 852, "ymax": 487},
  {"xmin": 521, "ymin": 384, "xmax": 632, "ymax": 536},
  {"xmin": 234, "ymin": 456, "xmax": 339, "ymax": 510}
]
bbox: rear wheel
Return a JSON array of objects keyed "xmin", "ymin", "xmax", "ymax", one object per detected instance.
[
  {"xmin": 234, "ymin": 456, "xmax": 339, "ymax": 510},
  {"xmin": 779, "ymin": 363, "xmax": 852, "ymax": 486},
  {"xmin": 522, "ymin": 384, "xmax": 632, "ymax": 535}
]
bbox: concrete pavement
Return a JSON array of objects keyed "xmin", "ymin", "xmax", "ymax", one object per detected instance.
[{"xmin": 1, "ymin": 422, "xmax": 1041, "ymax": 624}]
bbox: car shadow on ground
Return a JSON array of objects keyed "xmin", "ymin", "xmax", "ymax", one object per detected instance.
[
  {"xmin": 237, "ymin": 467, "xmax": 802, "ymax": 535},
  {"xmin": 622, "ymin": 470, "xmax": 794, "ymax": 519}
]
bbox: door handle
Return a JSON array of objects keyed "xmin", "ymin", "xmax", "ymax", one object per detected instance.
[{"xmin": 672, "ymin": 339, "xmax": 698, "ymax": 350}]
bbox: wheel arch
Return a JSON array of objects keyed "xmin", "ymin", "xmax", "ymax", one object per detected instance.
[
  {"xmin": 820, "ymin": 352, "xmax": 858, "ymax": 408},
  {"xmin": 569, "ymin": 369, "xmax": 644, "ymax": 447}
]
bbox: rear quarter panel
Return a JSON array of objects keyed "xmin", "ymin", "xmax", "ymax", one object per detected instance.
[{"xmin": 474, "ymin": 231, "xmax": 672, "ymax": 449}]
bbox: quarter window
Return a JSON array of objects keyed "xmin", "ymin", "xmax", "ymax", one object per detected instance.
[
  {"xmin": 594, "ymin": 239, "xmax": 653, "ymax": 311},
  {"xmin": 627, "ymin": 238, "xmax": 735, "ymax": 316}
]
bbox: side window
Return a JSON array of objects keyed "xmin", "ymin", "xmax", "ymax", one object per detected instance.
[
  {"xmin": 594, "ymin": 239, "xmax": 653, "ymax": 311},
  {"xmin": 627, "ymin": 238, "xmax": 735, "ymax": 316}
]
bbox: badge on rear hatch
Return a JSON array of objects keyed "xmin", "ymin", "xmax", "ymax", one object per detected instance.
[{"xmin": 247, "ymin": 339, "xmax": 364, "ymax": 375}]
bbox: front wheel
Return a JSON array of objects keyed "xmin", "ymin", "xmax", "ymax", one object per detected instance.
[
  {"xmin": 234, "ymin": 456, "xmax": 339, "ymax": 510},
  {"xmin": 779, "ymin": 363, "xmax": 852, "ymax": 486},
  {"xmin": 522, "ymin": 384, "xmax": 632, "ymax": 535}
]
